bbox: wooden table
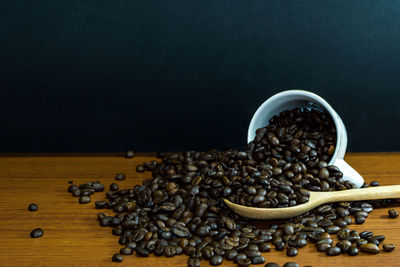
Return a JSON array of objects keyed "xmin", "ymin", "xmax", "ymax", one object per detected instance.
[{"xmin": 0, "ymin": 153, "xmax": 399, "ymax": 267}]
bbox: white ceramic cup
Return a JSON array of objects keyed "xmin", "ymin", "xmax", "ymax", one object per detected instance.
[{"xmin": 247, "ymin": 89, "xmax": 364, "ymax": 188}]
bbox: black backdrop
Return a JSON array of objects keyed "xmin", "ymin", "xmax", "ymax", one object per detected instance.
[{"xmin": 1, "ymin": 1, "xmax": 400, "ymax": 152}]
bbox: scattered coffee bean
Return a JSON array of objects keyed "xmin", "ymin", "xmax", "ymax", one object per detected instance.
[
  {"xmin": 383, "ymin": 244, "xmax": 395, "ymax": 252},
  {"xmin": 95, "ymin": 201, "xmax": 106, "ymax": 209},
  {"xmin": 125, "ymin": 150, "xmax": 135, "ymax": 158},
  {"xmin": 28, "ymin": 203, "xmax": 38, "ymax": 211},
  {"xmin": 30, "ymin": 228, "xmax": 43, "ymax": 238},
  {"xmin": 112, "ymin": 253, "xmax": 123, "ymax": 262},
  {"xmin": 120, "ymin": 247, "xmax": 133, "ymax": 255},
  {"xmin": 370, "ymin": 181, "xmax": 379, "ymax": 186},
  {"xmin": 109, "ymin": 183, "xmax": 119, "ymax": 191},
  {"xmin": 286, "ymin": 247, "xmax": 298, "ymax": 257},
  {"xmin": 265, "ymin": 263, "xmax": 280, "ymax": 267},
  {"xmin": 283, "ymin": 263, "xmax": 299, "ymax": 267},
  {"xmin": 210, "ymin": 255, "xmax": 223, "ymax": 265},
  {"xmin": 136, "ymin": 165, "xmax": 145, "ymax": 172},
  {"xmin": 347, "ymin": 246, "xmax": 359, "ymax": 256},
  {"xmin": 326, "ymin": 247, "xmax": 341, "ymax": 256},
  {"xmin": 79, "ymin": 195, "xmax": 91, "ymax": 204},
  {"xmin": 388, "ymin": 209, "xmax": 399, "ymax": 218},
  {"xmin": 115, "ymin": 173, "xmax": 125, "ymax": 181},
  {"xmin": 252, "ymin": 256, "xmax": 265, "ymax": 264}
]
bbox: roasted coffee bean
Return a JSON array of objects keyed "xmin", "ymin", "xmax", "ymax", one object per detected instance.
[
  {"xmin": 79, "ymin": 196, "xmax": 91, "ymax": 204},
  {"xmin": 283, "ymin": 225, "xmax": 294, "ymax": 235},
  {"xmin": 30, "ymin": 228, "xmax": 43, "ymax": 238},
  {"xmin": 28, "ymin": 203, "xmax": 38, "ymax": 211},
  {"xmin": 238, "ymin": 258, "xmax": 252, "ymax": 267},
  {"xmin": 360, "ymin": 243, "xmax": 380, "ymax": 254},
  {"xmin": 336, "ymin": 240, "xmax": 352, "ymax": 253},
  {"xmin": 119, "ymin": 247, "xmax": 133, "ymax": 255},
  {"xmin": 188, "ymin": 258, "xmax": 201, "ymax": 267},
  {"xmin": 136, "ymin": 165, "xmax": 145, "ymax": 172},
  {"xmin": 316, "ymin": 242, "xmax": 331, "ymax": 252},
  {"xmin": 286, "ymin": 247, "xmax": 298, "ymax": 257},
  {"xmin": 383, "ymin": 244, "xmax": 395, "ymax": 252},
  {"xmin": 172, "ymin": 223, "xmax": 190, "ymax": 238},
  {"xmin": 125, "ymin": 150, "xmax": 135, "ymax": 158},
  {"xmin": 283, "ymin": 263, "xmax": 299, "ymax": 267},
  {"xmin": 112, "ymin": 253, "xmax": 123, "ymax": 262},
  {"xmin": 109, "ymin": 183, "xmax": 119, "ymax": 191},
  {"xmin": 347, "ymin": 246, "xmax": 359, "ymax": 256},
  {"xmin": 259, "ymin": 243, "xmax": 271, "ymax": 252},
  {"xmin": 115, "ymin": 173, "xmax": 125, "ymax": 181},
  {"xmin": 72, "ymin": 189, "xmax": 81, "ymax": 197},
  {"xmin": 95, "ymin": 201, "xmax": 106, "ymax": 209},
  {"xmin": 225, "ymin": 249, "xmax": 238, "ymax": 260},
  {"xmin": 265, "ymin": 263, "xmax": 280, "ymax": 267},
  {"xmin": 370, "ymin": 181, "xmax": 379, "ymax": 186},
  {"xmin": 355, "ymin": 215, "xmax": 365, "ymax": 224},
  {"xmin": 136, "ymin": 247, "xmax": 150, "ymax": 257},
  {"xmin": 360, "ymin": 231, "xmax": 373, "ymax": 239},
  {"xmin": 252, "ymin": 256, "xmax": 265, "ymax": 264},
  {"xmin": 210, "ymin": 255, "xmax": 223, "ymax": 265},
  {"xmin": 388, "ymin": 209, "xmax": 399, "ymax": 218},
  {"xmin": 326, "ymin": 247, "xmax": 341, "ymax": 256},
  {"xmin": 325, "ymin": 225, "xmax": 340, "ymax": 234},
  {"xmin": 68, "ymin": 184, "xmax": 78, "ymax": 193}
]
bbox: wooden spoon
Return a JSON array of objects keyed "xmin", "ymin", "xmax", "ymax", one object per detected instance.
[{"xmin": 224, "ymin": 185, "xmax": 400, "ymax": 220}]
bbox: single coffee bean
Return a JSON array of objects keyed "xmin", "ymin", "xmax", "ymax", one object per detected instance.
[
  {"xmin": 119, "ymin": 247, "xmax": 133, "ymax": 255},
  {"xmin": 112, "ymin": 253, "xmax": 123, "ymax": 262},
  {"xmin": 115, "ymin": 173, "xmax": 125, "ymax": 181},
  {"xmin": 30, "ymin": 228, "xmax": 43, "ymax": 238},
  {"xmin": 95, "ymin": 201, "xmax": 106, "ymax": 209},
  {"xmin": 360, "ymin": 243, "xmax": 380, "ymax": 254},
  {"xmin": 259, "ymin": 243, "xmax": 271, "ymax": 252},
  {"xmin": 125, "ymin": 150, "xmax": 135, "ymax": 158},
  {"xmin": 265, "ymin": 263, "xmax": 280, "ymax": 267},
  {"xmin": 286, "ymin": 247, "xmax": 298, "ymax": 257},
  {"xmin": 225, "ymin": 249, "xmax": 238, "ymax": 260},
  {"xmin": 383, "ymin": 244, "xmax": 395, "ymax": 252},
  {"xmin": 136, "ymin": 247, "xmax": 150, "ymax": 257},
  {"xmin": 355, "ymin": 215, "xmax": 366, "ymax": 224},
  {"xmin": 388, "ymin": 208, "xmax": 399, "ymax": 218},
  {"xmin": 370, "ymin": 181, "xmax": 379, "ymax": 186},
  {"xmin": 136, "ymin": 165, "xmax": 145, "ymax": 172},
  {"xmin": 109, "ymin": 183, "xmax": 119, "ymax": 191},
  {"xmin": 28, "ymin": 203, "xmax": 38, "ymax": 211},
  {"xmin": 336, "ymin": 240, "xmax": 352, "ymax": 253},
  {"xmin": 238, "ymin": 258, "xmax": 252, "ymax": 267},
  {"xmin": 326, "ymin": 247, "xmax": 341, "ymax": 256},
  {"xmin": 283, "ymin": 263, "xmax": 299, "ymax": 267},
  {"xmin": 188, "ymin": 258, "xmax": 201, "ymax": 267},
  {"xmin": 252, "ymin": 256, "xmax": 265, "ymax": 264},
  {"xmin": 210, "ymin": 255, "xmax": 223, "ymax": 265},
  {"xmin": 347, "ymin": 246, "xmax": 359, "ymax": 256},
  {"xmin": 316, "ymin": 243, "xmax": 331, "ymax": 252},
  {"xmin": 79, "ymin": 195, "xmax": 91, "ymax": 204},
  {"xmin": 72, "ymin": 189, "xmax": 81, "ymax": 197}
]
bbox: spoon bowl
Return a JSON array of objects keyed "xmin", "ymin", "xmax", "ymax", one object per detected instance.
[{"xmin": 224, "ymin": 185, "xmax": 400, "ymax": 220}]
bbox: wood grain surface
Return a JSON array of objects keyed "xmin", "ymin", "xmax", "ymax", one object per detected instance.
[{"xmin": 0, "ymin": 153, "xmax": 400, "ymax": 267}]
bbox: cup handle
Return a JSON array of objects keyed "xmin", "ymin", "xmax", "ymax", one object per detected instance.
[{"xmin": 332, "ymin": 159, "xmax": 364, "ymax": 188}]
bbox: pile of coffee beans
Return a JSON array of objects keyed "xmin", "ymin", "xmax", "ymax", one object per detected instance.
[{"xmin": 68, "ymin": 108, "xmax": 397, "ymax": 266}]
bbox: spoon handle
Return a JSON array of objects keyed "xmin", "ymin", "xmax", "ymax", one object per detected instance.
[{"xmin": 321, "ymin": 185, "xmax": 400, "ymax": 202}]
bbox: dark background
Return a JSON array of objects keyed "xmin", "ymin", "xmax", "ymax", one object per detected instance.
[{"xmin": 1, "ymin": 1, "xmax": 399, "ymax": 152}]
